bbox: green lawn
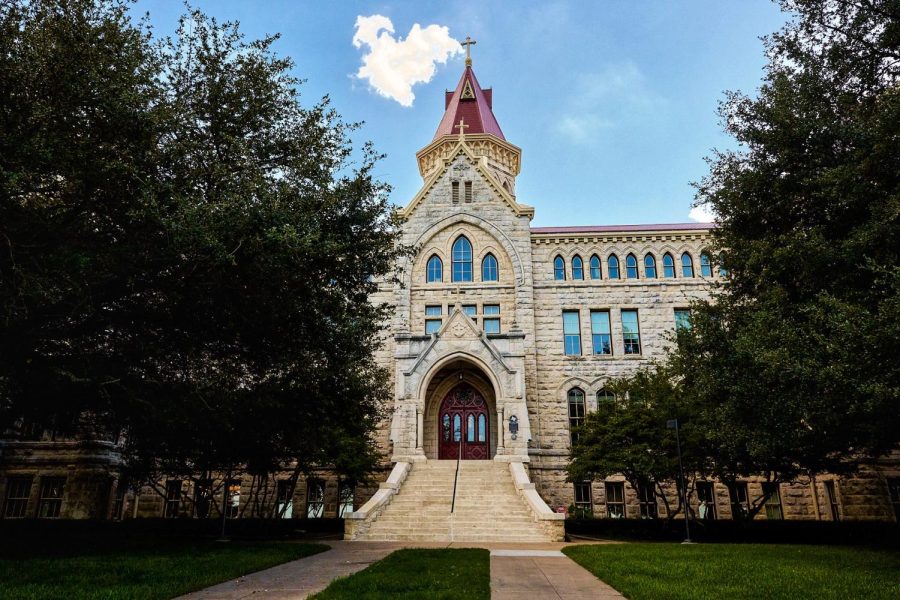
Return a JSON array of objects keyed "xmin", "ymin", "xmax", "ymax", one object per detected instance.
[
  {"xmin": 0, "ymin": 540, "xmax": 328, "ymax": 600},
  {"xmin": 563, "ymin": 543, "xmax": 900, "ymax": 600},
  {"xmin": 310, "ymin": 548, "xmax": 490, "ymax": 600}
]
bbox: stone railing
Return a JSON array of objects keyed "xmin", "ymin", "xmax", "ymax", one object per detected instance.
[
  {"xmin": 343, "ymin": 461, "xmax": 411, "ymax": 540},
  {"xmin": 509, "ymin": 461, "xmax": 566, "ymax": 541}
]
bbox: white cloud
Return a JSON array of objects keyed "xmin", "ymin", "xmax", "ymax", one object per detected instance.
[
  {"xmin": 689, "ymin": 203, "xmax": 716, "ymax": 223},
  {"xmin": 353, "ymin": 15, "xmax": 462, "ymax": 107},
  {"xmin": 555, "ymin": 114, "xmax": 614, "ymax": 143}
]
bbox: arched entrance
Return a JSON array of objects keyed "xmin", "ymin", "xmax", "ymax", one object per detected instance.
[{"xmin": 438, "ymin": 383, "xmax": 490, "ymax": 459}]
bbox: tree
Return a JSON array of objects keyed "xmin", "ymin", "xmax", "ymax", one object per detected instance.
[{"xmin": 0, "ymin": 1, "xmax": 409, "ymax": 497}]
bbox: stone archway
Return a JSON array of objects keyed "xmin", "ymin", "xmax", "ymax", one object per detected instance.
[{"xmin": 422, "ymin": 359, "xmax": 497, "ymax": 460}]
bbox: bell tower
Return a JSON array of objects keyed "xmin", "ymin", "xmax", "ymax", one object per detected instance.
[{"xmin": 415, "ymin": 39, "xmax": 522, "ymax": 197}]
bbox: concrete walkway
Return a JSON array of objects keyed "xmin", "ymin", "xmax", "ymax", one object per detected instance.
[{"xmin": 176, "ymin": 540, "xmax": 623, "ymax": 600}]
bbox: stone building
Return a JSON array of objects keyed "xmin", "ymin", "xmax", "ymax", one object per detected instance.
[{"xmin": 1, "ymin": 58, "xmax": 898, "ymax": 537}]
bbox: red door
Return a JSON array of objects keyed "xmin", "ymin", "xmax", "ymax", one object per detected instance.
[{"xmin": 438, "ymin": 384, "xmax": 490, "ymax": 460}]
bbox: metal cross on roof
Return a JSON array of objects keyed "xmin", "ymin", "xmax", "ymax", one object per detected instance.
[{"xmin": 462, "ymin": 36, "xmax": 476, "ymax": 66}]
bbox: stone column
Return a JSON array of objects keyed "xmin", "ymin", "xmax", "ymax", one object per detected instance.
[
  {"xmin": 497, "ymin": 405, "xmax": 505, "ymax": 454},
  {"xmin": 416, "ymin": 407, "xmax": 424, "ymax": 455}
]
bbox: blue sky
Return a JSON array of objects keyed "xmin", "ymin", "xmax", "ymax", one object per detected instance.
[{"xmin": 133, "ymin": 1, "xmax": 788, "ymax": 226}]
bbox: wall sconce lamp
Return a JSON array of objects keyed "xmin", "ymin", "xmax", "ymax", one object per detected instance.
[{"xmin": 508, "ymin": 415, "xmax": 519, "ymax": 440}]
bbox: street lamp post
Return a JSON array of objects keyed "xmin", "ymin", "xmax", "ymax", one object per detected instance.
[{"xmin": 667, "ymin": 418, "xmax": 693, "ymax": 544}]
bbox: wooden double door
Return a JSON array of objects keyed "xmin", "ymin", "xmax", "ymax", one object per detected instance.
[{"xmin": 438, "ymin": 384, "xmax": 490, "ymax": 460}]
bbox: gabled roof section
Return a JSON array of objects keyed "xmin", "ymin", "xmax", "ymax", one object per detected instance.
[
  {"xmin": 433, "ymin": 66, "xmax": 505, "ymax": 141},
  {"xmin": 398, "ymin": 140, "xmax": 533, "ymax": 219}
]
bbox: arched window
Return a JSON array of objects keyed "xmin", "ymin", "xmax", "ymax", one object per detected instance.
[
  {"xmin": 453, "ymin": 414, "xmax": 461, "ymax": 442},
  {"xmin": 589, "ymin": 254, "xmax": 602, "ymax": 279},
  {"xmin": 452, "ymin": 236, "xmax": 473, "ymax": 282},
  {"xmin": 681, "ymin": 252, "xmax": 694, "ymax": 278},
  {"xmin": 568, "ymin": 388, "xmax": 586, "ymax": 444},
  {"xmin": 608, "ymin": 254, "xmax": 620, "ymax": 279},
  {"xmin": 625, "ymin": 254, "xmax": 639, "ymax": 279},
  {"xmin": 572, "ymin": 255, "xmax": 584, "ymax": 280},
  {"xmin": 477, "ymin": 414, "xmax": 486, "ymax": 442},
  {"xmin": 467, "ymin": 414, "xmax": 475, "ymax": 442},
  {"xmin": 553, "ymin": 255, "xmax": 566, "ymax": 280},
  {"xmin": 482, "ymin": 253, "xmax": 498, "ymax": 281},
  {"xmin": 718, "ymin": 253, "xmax": 728, "ymax": 277},
  {"xmin": 426, "ymin": 255, "xmax": 442, "ymax": 283},
  {"xmin": 644, "ymin": 254, "xmax": 657, "ymax": 278},
  {"xmin": 597, "ymin": 389, "xmax": 616, "ymax": 417},
  {"xmin": 700, "ymin": 253, "xmax": 712, "ymax": 277},
  {"xmin": 662, "ymin": 253, "xmax": 676, "ymax": 278}
]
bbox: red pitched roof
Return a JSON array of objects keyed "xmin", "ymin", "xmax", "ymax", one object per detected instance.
[
  {"xmin": 531, "ymin": 223, "xmax": 716, "ymax": 234},
  {"xmin": 433, "ymin": 66, "xmax": 505, "ymax": 141}
]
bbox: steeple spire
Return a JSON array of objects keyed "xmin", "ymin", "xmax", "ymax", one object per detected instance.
[{"xmin": 432, "ymin": 62, "xmax": 504, "ymax": 142}]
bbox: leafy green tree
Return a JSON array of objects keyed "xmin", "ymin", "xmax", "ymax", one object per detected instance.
[{"xmin": 0, "ymin": 1, "xmax": 408, "ymax": 498}]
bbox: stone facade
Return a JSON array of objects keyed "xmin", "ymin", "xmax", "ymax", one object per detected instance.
[{"xmin": 1, "ymin": 63, "xmax": 898, "ymax": 526}]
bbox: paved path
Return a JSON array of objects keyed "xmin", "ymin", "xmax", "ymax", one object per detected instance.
[{"xmin": 176, "ymin": 540, "xmax": 624, "ymax": 600}]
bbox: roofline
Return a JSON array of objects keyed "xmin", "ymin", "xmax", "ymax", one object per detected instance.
[{"xmin": 530, "ymin": 223, "xmax": 716, "ymax": 235}]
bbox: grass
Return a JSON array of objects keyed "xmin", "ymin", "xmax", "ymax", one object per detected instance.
[
  {"xmin": 0, "ymin": 539, "xmax": 328, "ymax": 600},
  {"xmin": 310, "ymin": 548, "xmax": 490, "ymax": 600},
  {"xmin": 563, "ymin": 542, "xmax": 900, "ymax": 600}
]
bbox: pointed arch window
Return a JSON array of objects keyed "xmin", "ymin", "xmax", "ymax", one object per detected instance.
[
  {"xmin": 568, "ymin": 388, "xmax": 586, "ymax": 445},
  {"xmin": 681, "ymin": 252, "xmax": 694, "ymax": 278},
  {"xmin": 452, "ymin": 236, "xmax": 473, "ymax": 282},
  {"xmin": 572, "ymin": 255, "xmax": 584, "ymax": 280},
  {"xmin": 426, "ymin": 255, "xmax": 443, "ymax": 283},
  {"xmin": 482, "ymin": 253, "xmax": 498, "ymax": 281},
  {"xmin": 644, "ymin": 254, "xmax": 657, "ymax": 278},
  {"xmin": 718, "ymin": 253, "xmax": 728, "ymax": 278},
  {"xmin": 662, "ymin": 253, "xmax": 676, "ymax": 278},
  {"xmin": 553, "ymin": 255, "xmax": 566, "ymax": 280},
  {"xmin": 597, "ymin": 389, "xmax": 617, "ymax": 417},
  {"xmin": 589, "ymin": 255, "xmax": 602, "ymax": 279},
  {"xmin": 625, "ymin": 254, "xmax": 639, "ymax": 279},
  {"xmin": 608, "ymin": 255, "xmax": 620, "ymax": 279},
  {"xmin": 700, "ymin": 253, "xmax": 712, "ymax": 277}
]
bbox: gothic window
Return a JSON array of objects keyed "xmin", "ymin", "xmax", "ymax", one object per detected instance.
[
  {"xmin": 482, "ymin": 253, "xmax": 498, "ymax": 281},
  {"xmin": 426, "ymin": 255, "xmax": 443, "ymax": 282},
  {"xmin": 681, "ymin": 252, "xmax": 695, "ymax": 277},
  {"xmin": 453, "ymin": 414, "xmax": 462, "ymax": 442},
  {"xmin": 563, "ymin": 310, "xmax": 582, "ymax": 355},
  {"xmin": 662, "ymin": 253, "xmax": 676, "ymax": 278},
  {"xmin": 621, "ymin": 310, "xmax": 641, "ymax": 355},
  {"xmin": 3, "ymin": 476, "xmax": 32, "ymax": 518},
  {"xmin": 607, "ymin": 254, "xmax": 620, "ymax": 279},
  {"xmin": 477, "ymin": 414, "xmax": 486, "ymax": 442},
  {"xmin": 700, "ymin": 253, "xmax": 713, "ymax": 277},
  {"xmin": 553, "ymin": 255, "xmax": 566, "ymax": 280},
  {"xmin": 442, "ymin": 414, "xmax": 451, "ymax": 441},
  {"xmin": 625, "ymin": 254, "xmax": 639, "ymax": 279},
  {"xmin": 452, "ymin": 236, "xmax": 473, "ymax": 282},
  {"xmin": 467, "ymin": 414, "xmax": 476, "ymax": 442},
  {"xmin": 572, "ymin": 255, "xmax": 584, "ymax": 280},
  {"xmin": 568, "ymin": 388, "xmax": 586, "ymax": 444},
  {"xmin": 590, "ymin": 310, "xmax": 612, "ymax": 355},
  {"xmin": 589, "ymin": 254, "xmax": 602, "ymax": 279},
  {"xmin": 597, "ymin": 389, "xmax": 616, "ymax": 417},
  {"xmin": 644, "ymin": 254, "xmax": 657, "ymax": 278}
]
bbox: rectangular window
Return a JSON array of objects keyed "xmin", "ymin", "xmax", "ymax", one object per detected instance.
[
  {"xmin": 605, "ymin": 482, "xmax": 625, "ymax": 519},
  {"xmin": 3, "ymin": 476, "xmax": 33, "ymax": 518},
  {"xmin": 729, "ymin": 482, "xmax": 750, "ymax": 519},
  {"xmin": 638, "ymin": 482, "xmax": 657, "ymax": 519},
  {"xmin": 621, "ymin": 310, "xmax": 641, "ymax": 355},
  {"xmin": 163, "ymin": 479, "xmax": 181, "ymax": 518},
  {"xmin": 824, "ymin": 480, "xmax": 840, "ymax": 522},
  {"xmin": 338, "ymin": 483, "xmax": 355, "ymax": 517},
  {"xmin": 886, "ymin": 478, "xmax": 900, "ymax": 522},
  {"xmin": 697, "ymin": 481, "xmax": 717, "ymax": 520},
  {"xmin": 590, "ymin": 310, "xmax": 612, "ymax": 355},
  {"xmin": 464, "ymin": 181, "xmax": 473, "ymax": 203},
  {"xmin": 425, "ymin": 305, "xmax": 442, "ymax": 334},
  {"xmin": 674, "ymin": 308, "xmax": 692, "ymax": 331},
  {"xmin": 225, "ymin": 479, "xmax": 241, "ymax": 519},
  {"xmin": 37, "ymin": 477, "xmax": 65, "ymax": 519},
  {"xmin": 306, "ymin": 480, "xmax": 325, "ymax": 519},
  {"xmin": 573, "ymin": 482, "xmax": 592, "ymax": 518},
  {"xmin": 462, "ymin": 304, "xmax": 476, "ymax": 317},
  {"xmin": 193, "ymin": 479, "xmax": 212, "ymax": 519},
  {"xmin": 563, "ymin": 310, "xmax": 582, "ymax": 356},
  {"xmin": 763, "ymin": 482, "xmax": 783, "ymax": 520},
  {"xmin": 111, "ymin": 480, "xmax": 127, "ymax": 520},
  {"xmin": 483, "ymin": 304, "xmax": 500, "ymax": 334},
  {"xmin": 451, "ymin": 181, "xmax": 459, "ymax": 204},
  {"xmin": 275, "ymin": 480, "xmax": 294, "ymax": 519}
]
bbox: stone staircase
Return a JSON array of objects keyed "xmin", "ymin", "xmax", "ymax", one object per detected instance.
[{"xmin": 353, "ymin": 460, "xmax": 553, "ymax": 542}]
